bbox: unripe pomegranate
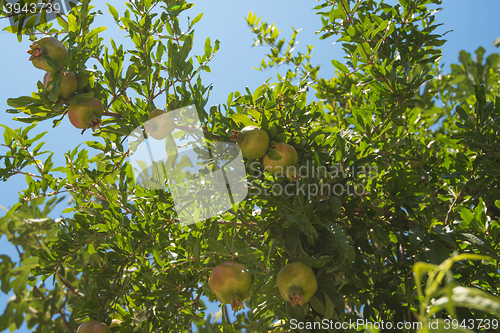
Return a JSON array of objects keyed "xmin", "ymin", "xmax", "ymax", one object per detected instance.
[
  {"xmin": 263, "ymin": 142, "xmax": 299, "ymax": 181},
  {"xmin": 27, "ymin": 36, "xmax": 67, "ymax": 73},
  {"xmin": 276, "ymin": 261, "xmax": 317, "ymax": 307},
  {"xmin": 76, "ymin": 321, "xmax": 112, "ymax": 333},
  {"xmin": 209, "ymin": 261, "xmax": 252, "ymax": 311},
  {"xmin": 43, "ymin": 71, "xmax": 78, "ymax": 99},
  {"xmin": 145, "ymin": 108, "xmax": 175, "ymax": 140},
  {"xmin": 232, "ymin": 126, "xmax": 270, "ymax": 159},
  {"xmin": 67, "ymin": 97, "xmax": 103, "ymax": 131}
]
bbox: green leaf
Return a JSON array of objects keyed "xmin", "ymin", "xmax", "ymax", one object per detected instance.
[
  {"xmin": 371, "ymin": 20, "xmax": 389, "ymax": 38},
  {"xmin": 323, "ymin": 222, "xmax": 354, "ymax": 262},
  {"xmin": 10, "ymin": 257, "xmax": 38, "ymax": 294},
  {"xmin": 89, "ymin": 224, "xmax": 110, "ymax": 232},
  {"xmin": 482, "ymin": 159, "xmax": 500, "ymax": 176},
  {"xmin": 68, "ymin": 13, "xmax": 78, "ymax": 32},
  {"xmin": 7, "ymin": 96, "xmax": 36, "ymax": 109},
  {"xmin": 191, "ymin": 13, "xmax": 203, "ymax": 26},
  {"xmin": 87, "ymin": 243, "xmax": 96, "ymax": 255},
  {"xmin": 441, "ymin": 286, "xmax": 500, "ymax": 317},
  {"xmin": 153, "ymin": 244, "xmax": 165, "ymax": 266},
  {"xmin": 204, "ymin": 36, "xmax": 212, "ymax": 58},
  {"xmin": 86, "ymin": 26, "xmax": 107, "ymax": 40},
  {"xmin": 287, "ymin": 211, "xmax": 319, "ymax": 246},
  {"xmin": 1, "ymin": 125, "xmax": 19, "ymax": 144},
  {"xmin": 323, "ymin": 292, "xmax": 335, "ymax": 320},
  {"xmin": 179, "ymin": 35, "xmax": 192, "ymax": 63},
  {"xmin": 214, "ymin": 39, "xmax": 220, "ymax": 53},
  {"xmin": 2, "ymin": 25, "xmax": 19, "ymax": 33},
  {"xmin": 285, "ymin": 227, "xmax": 331, "ymax": 268},
  {"xmin": 107, "ymin": 4, "xmax": 119, "ymax": 21},
  {"xmin": 260, "ymin": 112, "xmax": 268, "ymax": 131},
  {"xmin": 459, "ymin": 208, "xmax": 473, "ymax": 227},
  {"xmin": 331, "ymin": 59, "xmax": 349, "ymax": 73},
  {"xmin": 460, "ymin": 233, "xmax": 496, "ymax": 255},
  {"xmin": 234, "ymin": 246, "xmax": 263, "ymax": 261},
  {"xmin": 207, "ymin": 238, "xmax": 230, "ymax": 256},
  {"xmin": 42, "ymin": 55, "xmax": 60, "ymax": 72},
  {"xmin": 265, "ymin": 145, "xmax": 282, "ymax": 161},
  {"xmin": 0, "ymin": 255, "xmax": 13, "ymax": 294},
  {"xmin": 231, "ymin": 114, "xmax": 257, "ymax": 127}
]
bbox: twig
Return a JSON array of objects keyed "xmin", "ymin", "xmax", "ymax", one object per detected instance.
[
  {"xmin": 34, "ymin": 285, "xmax": 74, "ymax": 333},
  {"xmin": 57, "ymin": 272, "xmax": 87, "ymax": 300},
  {"xmin": 444, "ymin": 186, "xmax": 465, "ymax": 225},
  {"xmin": 103, "ymin": 110, "xmax": 122, "ymax": 118},
  {"xmin": 223, "ymin": 304, "xmax": 231, "ymax": 325}
]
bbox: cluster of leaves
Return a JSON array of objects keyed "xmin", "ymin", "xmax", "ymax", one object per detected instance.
[{"xmin": 0, "ymin": 0, "xmax": 500, "ymax": 332}]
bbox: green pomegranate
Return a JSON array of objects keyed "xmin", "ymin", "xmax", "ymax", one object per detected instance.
[
  {"xmin": 263, "ymin": 142, "xmax": 299, "ymax": 181},
  {"xmin": 145, "ymin": 108, "xmax": 175, "ymax": 140},
  {"xmin": 209, "ymin": 261, "xmax": 252, "ymax": 311},
  {"xmin": 232, "ymin": 126, "xmax": 270, "ymax": 159},
  {"xmin": 277, "ymin": 261, "xmax": 317, "ymax": 307},
  {"xmin": 76, "ymin": 321, "xmax": 112, "ymax": 333},
  {"xmin": 68, "ymin": 97, "xmax": 103, "ymax": 131},
  {"xmin": 27, "ymin": 36, "xmax": 67, "ymax": 73},
  {"xmin": 43, "ymin": 71, "xmax": 78, "ymax": 99}
]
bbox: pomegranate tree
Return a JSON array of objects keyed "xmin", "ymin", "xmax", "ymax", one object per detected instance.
[
  {"xmin": 276, "ymin": 261, "xmax": 317, "ymax": 307},
  {"xmin": 145, "ymin": 108, "xmax": 175, "ymax": 140},
  {"xmin": 232, "ymin": 126, "xmax": 270, "ymax": 159},
  {"xmin": 76, "ymin": 321, "xmax": 112, "ymax": 333},
  {"xmin": 263, "ymin": 142, "xmax": 299, "ymax": 181},
  {"xmin": 27, "ymin": 36, "xmax": 67, "ymax": 73},
  {"xmin": 43, "ymin": 71, "xmax": 78, "ymax": 99},
  {"xmin": 209, "ymin": 261, "xmax": 252, "ymax": 311},
  {"xmin": 67, "ymin": 97, "xmax": 103, "ymax": 131}
]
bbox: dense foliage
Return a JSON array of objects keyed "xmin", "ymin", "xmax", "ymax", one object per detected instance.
[{"xmin": 1, "ymin": 0, "xmax": 500, "ymax": 332}]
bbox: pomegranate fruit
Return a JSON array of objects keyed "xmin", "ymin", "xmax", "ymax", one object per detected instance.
[
  {"xmin": 43, "ymin": 71, "xmax": 78, "ymax": 99},
  {"xmin": 67, "ymin": 97, "xmax": 103, "ymax": 131},
  {"xmin": 263, "ymin": 142, "xmax": 299, "ymax": 181},
  {"xmin": 27, "ymin": 36, "xmax": 67, "ymax": 73},
  {"xmin": 145, "ymin": 108, "xmax": 175, "ymax": 140},
  {"xmin": 232, "ymin": 126, "xmax": 270, "ymax": 159},
  {"xmin": 76, "ymin": 321, "xmax": 112, "ymax": 333},
  {"xmin": 209, "ymin": 261, "xmax": 252, "ymax": 311},
  {"xmin": 276, "ymin": 261, "xmax": 317, "ymax": 307}
]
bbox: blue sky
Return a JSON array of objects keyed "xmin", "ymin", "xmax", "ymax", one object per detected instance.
[{"xmin": 0, "ymin": 0, "xmax": 500, "ymax": 331}]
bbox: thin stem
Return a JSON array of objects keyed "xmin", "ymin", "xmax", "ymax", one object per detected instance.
[
  {"xmin": 34, "ymin": 285, "xmax": 74, "ymax": 333},
  {"xmin": 444, "ymin": 186, "xmax": 466, "ymax": 225},
  {"xmin": 223, "ymin": 304, "xmax": 232, "ymax": 325}
]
